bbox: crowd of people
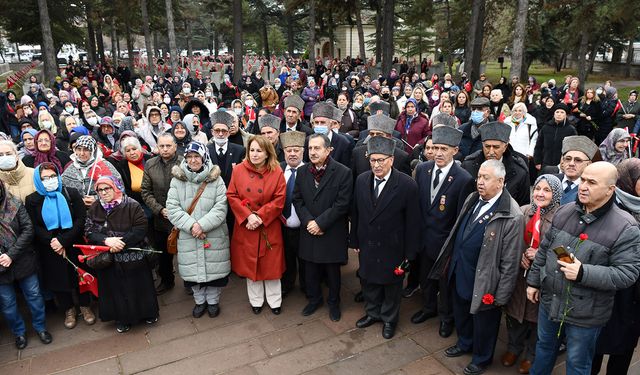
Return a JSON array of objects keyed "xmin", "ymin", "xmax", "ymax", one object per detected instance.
[{"xmin": 0, "ymin": 55, "xmax": 639, "ymax": 375}]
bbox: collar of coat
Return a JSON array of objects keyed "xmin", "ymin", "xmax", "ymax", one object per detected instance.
[
  {"xmin": 171, "ymin": 164, "xmax": 221, "ymax": 183},
  {"xmin": 574, "ymin": 194, "xmax": 616, "ymax": 224},
  {"xmin": 469, "ymin": 189, "xmax": 517, "ymax": 218}
]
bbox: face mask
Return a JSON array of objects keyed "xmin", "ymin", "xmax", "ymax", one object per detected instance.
[
  {"xmin": 234, "ymin": 108, "xmax": 243, "ymax": 116},
  {"xmin": 334, "ymin": 74, "xmax": 339, "ymax": 79},
  {"xmin": 470, "ymin": 110, "xmax": 484, "ymax": 124},
  {"xmin": 87, "ymin": 117, "xmax": 98, "ymax": 126},
  {"xmin": 596, "ymin": 88, "xmax": 603, "ymax": 96},
  {"xmin": 444, "ymin": 82, "xmax": 452, "ymax": 88},
  {"xmin": 353, "ymin": 102, "xmax": 362, "ymax": 110},
  {"xmin": 245, "ymin": 99, "xmax": 254, "ymax": 107},
  {"xmin": 65, "ymin": 106, "xmax": 74, "ymax": 113},
  {"xmin": 274, "ymin": 83, "xmax": 281, "ymax": 89},
  {"xmin": 0, "ymin": 155, "xmax": 17, "ymax": 170},
  {"xmin": 214, "ymin": 137, "xmax": 228, "ymax": 146},
  {"xmin": 313, "ymin": 125, "xmax": 329, "ymax": 135},
  {"xmin": 42, "ymin": 120, "xmax": 52, "ymax": 129},
  {"xmin": 338, "ymin": 103, "xmax": 347, "ymax": 110},
  {"xmin": 183, "ymin": 88, "xmax": 191, "ymax": 94},
  {"xmin": 46, "ymin": 93, "xmax": 53, "ymax": 99},
  {"xmin": 43, "ymin": 178, "xmax": 59, "ymax": 192},
  {"xmin": 205, "ymin": 91, "xmax": 212, "ymax": 97},
  {"xmin": 381, "ymin": 93, "xmax": 390, "ymax": 99},
  {"xmin": 24, "ymin": 109, "xmax": 32, "ymax": 116},
  {"xmin": 163, "ymin": 97, "xmax": 171, "ymax": 104},
  {"xmin": 431, "ymin": 94, "xmax": 439, "ymax": 101},
  {"xmin": 364, "ymin": 98, "xmax": 371, "ymax": 106}
]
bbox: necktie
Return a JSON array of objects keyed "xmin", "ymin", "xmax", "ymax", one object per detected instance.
[
  {"xmin": 374, "ymin": 178, "xmax": 385, "ymax": 198},
  {"xmin": 283, "ymin": 167, "xmax": 296, "ymax": 218},
  {"xmin": 472, "ymin": 200, "xmax": 489, "ymax": 222},
  {"xmin": 564, "ymin": 181, "xmax": 573, "ymax": 193},
  {"xmin": 218, "ymin": 147, "xmax": 224, "ymax": 158},
  {"xmin": 433, "ymin": 169, "xmax": 442, "ymax": 190}
]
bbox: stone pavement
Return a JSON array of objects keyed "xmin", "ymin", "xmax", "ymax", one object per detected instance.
[{"xmin": 0, "ymin": 252, "xmax": 638, "ymax": 375}]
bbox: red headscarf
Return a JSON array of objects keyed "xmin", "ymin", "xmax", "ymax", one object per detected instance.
[{"xmin": 34, "ymin": 130, "xmax": 62, "ymax": 171}]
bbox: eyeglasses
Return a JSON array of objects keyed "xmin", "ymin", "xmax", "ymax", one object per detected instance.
[
  {"xmin": 213, "ymin": 128, "xmax": 229, "ymax": 134},
  {"xmin": 96, "ymin": 187, "xmax": 113, "ymax": 194},
  {"xmin": 41, "ymin": 175, "xmax": 57, "ymax": 181},
  {"xmin": 563, "ymin": 156, "xmax": 588, "ymax": 164},
  {"xmin": 369, "ymin": 156, "xmax": 392, "ymax": 166}
]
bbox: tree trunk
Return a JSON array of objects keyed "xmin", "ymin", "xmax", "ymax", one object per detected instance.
[
  {"xmin": 165, "ymin": 0, "xmax": 178, "ymax": 72},
  {"xmin": 464, "ymin": 0, "xmax": 486, "ymax": 83},
  {"xmin": 233, "ymin": 0, "xmax": 243, "ymax": 80},
  {"xmin": 262, "ymin": 20, "xmax": 270, "ymax": 57},
  {"xmin": 381, "ymin": 0, "xmax": 395, "ymax": 74},
  {"xmin": 15, "ymin": 42, "xmax": 20, "ymax": 62},
  {"xmin": 95, "ymin": 21, "xmax": 106, "ymax": 65},
  {"xmin": 308, "ymin": 0, "xmax": 316, "ymax": 63},
  {"xmin": 111, "ymin": 19, "xmax": 118, "ymax": 65},
  {"xmin": 153, "ymin": 30, "xmax": 160, "ymax": 59},
  {"xmin": 509, "ymin": 0, "xmax": 528, "ymax": 81},
  {"xmin": 445, "ymin": 0, "xmax": 453, "ymax": 74},
  {"xmin": 328, "ymin": 13, "xmax": 335, "ymax": 58},
  {"xmin": 86, "ymin": 3, "xmax": 97, "ymax": 64},
  {"xmin": 125, "ymin": 23, "xmax": 134, "ymax": 71},
  {"xmin": 354, "ymin": 0, "xmax": 366, "ymax": 61},
  {"xmin": 186, "ymin": 21, "xmax": 193, "ymax": 59},
  {"xmin": 375, "ymin": 1, "xmax": 382, "ymax": 64},
  {"xmin": 611, "ymin": 45, "xmax": 623, "ymax": 63},
  {"xmin": 287, "ymin": 16, "xmax": 295, "ymax": 56},
  {"xmin": 576, "ymin": 32, "xmax": 589, "ymax": 90},
  {"xmin": 139, "ymin": 0, "xmax": 153, "ymax": 71},
  {"xmin": 36, "ymin": 0, "xmax": 57, "ymax": 84},
  {"xmin": 625, "ymin": 40, "xmax": 634, "ymax": 78},
  {"xmin": 588, "ymin": 41, "xmax": 599, "ymax": 74},
  {"xmin": 214, "ymin": 35, "xmax": 220, "ymax": 58}
]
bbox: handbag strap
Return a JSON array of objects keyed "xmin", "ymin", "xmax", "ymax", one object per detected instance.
[{"xmin": 186, "ymin": 181, "xmax": 208, "ymax": 215}]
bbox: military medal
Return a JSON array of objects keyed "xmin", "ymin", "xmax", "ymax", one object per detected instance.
[{"xmin": 439, "ymin": 195, "xmax": 446, "ymax": 211}]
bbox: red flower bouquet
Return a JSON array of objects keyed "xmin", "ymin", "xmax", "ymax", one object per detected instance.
[{"xmin": 482, "ymin": 293, "xmax": 495, "ymax": 305}]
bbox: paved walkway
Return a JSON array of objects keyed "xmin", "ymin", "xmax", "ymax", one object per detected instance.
[{"xmin": 0, "ymin": 253, "xmax": 638, "ymax": 374}]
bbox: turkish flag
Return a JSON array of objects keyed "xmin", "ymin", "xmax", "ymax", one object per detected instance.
[
  {"xmin": 77, "ymin": 267, "xmax": 98, "ymax": 297},
  {"xmin": 524, "ymin": 206, "xmax": 541, "ymax": 249}
]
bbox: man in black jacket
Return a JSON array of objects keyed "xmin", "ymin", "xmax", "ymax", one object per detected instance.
[
  {"xmin": 308, "ymin": 102, "xmax": 353, "ymax": 167},
  {"xmin": 207, "ymin": 111, "xmax": 245, "ymax": 187},
  {"xmin": 462, "ymin": 121, "xmax": 531, "ymax": 206},
  {"xmin": 279, "ymin": 95, "xmax": 313, "ymax": 135}
]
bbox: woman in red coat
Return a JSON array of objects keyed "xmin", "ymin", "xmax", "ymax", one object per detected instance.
[{"xmin": 227, "ymin": 135, "xmax": 286, "ymax": 315}]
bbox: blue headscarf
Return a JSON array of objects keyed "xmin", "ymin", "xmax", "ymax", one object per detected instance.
[{"xmin": 33, "ymin": 164, "xmax": 73, "ymax": 230}]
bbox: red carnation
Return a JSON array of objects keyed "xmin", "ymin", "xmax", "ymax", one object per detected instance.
[
  {"xmin": 241, "ymin": 199, "xmax": 251, "ymax": 207},
  {"xmin": 579, "ymin": 233, "xmax": 588, "ymax": 241},
  {"xmin": 394, "ymin": 267, "xmax": 405, "ymax": 276},
  {"xmin": 482, "ymin": 293, "xmax": 495, "ymax": 305}
]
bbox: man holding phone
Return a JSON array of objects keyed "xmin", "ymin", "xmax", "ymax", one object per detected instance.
[{"xmin": 526, "ymin": 162, "xmax": 640, "ymax": 374}]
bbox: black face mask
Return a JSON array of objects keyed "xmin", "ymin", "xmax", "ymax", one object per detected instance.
[{"xmin": 382, "ymin": 93, "xmax": 390, "ymax": 99}]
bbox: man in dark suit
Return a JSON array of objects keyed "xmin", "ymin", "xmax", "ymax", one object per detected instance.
[
  {"xmin": 279, "ymin": 95, "xmax": 313, "ymax": 135},
  {"xmin": 308, "ymin": 102, "xmax": 353, "ymax": 167},
  {"xmin": 350, "ymin": 136, "xmax": 420, "ymax": 339},
  {"xmin": 555, "ymin": 135, "xmax": 598, "ymax": 205},
  {"xmin": 208, "ymin": 110, "xmax": 245, "ymax": 187},
  {"xmin": 411, "ymin": 126, "xmax": 474, "ymax": 339},
  {"xmin": 259, "ymin": 113, "xmax": 285, "ymax": 162},
  {"xmin": 293, "ymin": 133, "xmax": 353, "ymax": 322},
  {"xmin": 279, "ymin": 130, "xmax": 307, "ymax": 297},
  {"xmin": 461, "ymin": 121, "xmax": 531, "ymax": 206},
  {"xmin": 351, "ymin": 114, "xmax": 411, "ymax": 180}
]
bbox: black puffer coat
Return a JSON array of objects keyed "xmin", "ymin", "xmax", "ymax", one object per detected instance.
[{"xmin": 0, "ymin": 196, "xmax": 35, "ymax": 284}]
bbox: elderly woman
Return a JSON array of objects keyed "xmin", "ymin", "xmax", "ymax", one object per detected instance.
[
  {"xmin": 22, "ymin": 130, "xmax": 71, "ymax": 170},
  {"xmin": 25, "ymin": 163, "xmax": 92, "ymax": 329},
  {"xmin": 502, "ymin": 174, "xmax": 563, "ymax": 374},
  {"xmin": 0, "ymin": 140, "xmax": 36, "ymax": 202},
  {"xmin": 94, "ymin": 117, "xmax": 118, "ymax": 153},
  {"xmin": 301, "ymin": 78, "xmax": 321, "ymax": 121},
  {"xmin": 166, "ymin": 142, "xmax": 230, "ymax": 318},
  {"xmin": 599, "ymin": 128, "xmax": 631, "ymax": 165},
  {"xmin": 85, "ymin": 176, "xmax": 158, "ymax": 333},
  {"xmin": 0, "ymin": 180, "xmax": 51, "ymax": 349},
  {"xmin": 227, "ymin": 135, "xmax": 285, "ymax": 314},
  {"xmin": 61, "ymin": 135, "xmax": 122, "ymax": 208},
  {"xmin": 18, "ymin": 129, "xmax": 37, "ymax": 159},
  {"xmin": 37, "ymin": 110, "xmax": 58, "ymax": 134},
  {"xmin": 113, "ymin": 136, "xmax": 152, "ymax": 206},
  {"xmin": 505, "ymin": 102, "xmax": 538, "ymax": 160}
]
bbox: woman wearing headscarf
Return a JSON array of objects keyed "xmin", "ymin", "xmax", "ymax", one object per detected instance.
[
  {"xmin": 502, "ymin": 174, "xmax": 563, "ymax": 374},
  {"xmin": 0, "ymin": 180, "xmax": 51, "ymax": 350},
  {"xmin": 301, "ymin": 78, "xmax": 321, "ymax": 121},
  {"xmin": 591, "ymin": 159, "xmax": 640, "ymax": 374},
  {"xmin": 61, "ymin": 135, "xmax": 122, "ymax": 208},
  {"xmin": 227, "ymin": 135, "xmax": 285, "ymax": 315},
  {"xmin": 171, "ymin": 121, "xmax": 192, "ymax": 155},
  {"xmin": 599, "ymin": 128, "xmax": 631, "ymax": 166},
  {"xmin": 22, "ymin": 130, "xmax": 71, "ymax": 170},
  {"xmin": 182, "ymin": 114, "xmax": 208, "ymax": 145},
  {"xmin": 25, "ymin": 163, "xmax": 92, "ymax": 329},
  {"xmin": 37, "ymin": 110, "xmax": 58, "ymax": 135},
  {"xmin": 113, "ymin": 136, "xmax": 152, "ymax": 207},
  {"xmin": 85, "ymin": 176, "xmax": 158, "ymax": 333},
  {"xmin": 18, "ymin": 128, "xmax": 37, "ymax": 159},
  {"xmin": 166, "ymin": 142, "xmax": 230, "ymax": 318}
]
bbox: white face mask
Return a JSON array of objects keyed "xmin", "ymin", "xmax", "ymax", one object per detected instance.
[
  {"xmin": 42, "ymin": 120, "xmax": 52, "ymax": 129},
  {"xmin": 214, "ymin": 137, "xmax": 228, "ymax": 146},
  {"xmin": 46, "ymin": 93, "xmax": 53, "ymax": 99},
  {"xmin": 274, "ymin": 83, "xmax": 281, "ymax": 89},
  {"xmin": 353, "ymin": 102, "xmax": 362, "ymax": 110},
  {"xmin": 234, "ymin": 108, "xmax": 243, "ymax": 116},
  {"xmin": 245, "ymin": 99, "xmax": 254, "ymax": 107},
  {"xmin": 65, "ymin": 106, "xmax": 74, "ymax": 113},
  {"xmin": 0, "ymin": 155, "xmax": 17, "ymax": 170},
  {"xmin": 87, "ymin": 117, "xmax": 98, "ymax": 126},
  {"xmin": 183, "ymin": 87, "xmax": 191, "ymax": 94},
  {"xmin": 43, "ymin": 178, "xmax": 59, "ymax": 192},
  {"xmin": 163, "ymin": 97, "xmax": 171, "ymax": 104},
  {"xmin": 24, "ymin": 108, "xmax": 32, "ymax": 116}
]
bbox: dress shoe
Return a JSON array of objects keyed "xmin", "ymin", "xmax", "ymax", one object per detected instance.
[
  {"xmin": 37, "ymin": 331, "xmax": 53, "ymax": 344},
  {"xmin": 80, "ymin": 306, "xmax": 96, "ymax": 325},
  {"xmin": 410, "ymin": 310, "xmax": 437, "ymax": 324},
  {"xmin": 518, "ymin": 359, "xmax": 532, "ymax": 374},
  {"xmin": 271, "ymin": 307, "xmax": 281, "ymax": 315},
  {"xmin": 439, "ymin": 320, "xmax": 454, "ymax": 338},
  {"xmin": 208, "ymin": 304, "xmax": 220, "ymax": 318},
  {"xmin": 401, "ymin": 284, "xmax": 420, "ymax": 298},
  {"xmin": 444, "ymin": 345, "xmax": 470, "ymax": 358},
  {"xmin": 15, "ymin": 335, "xmax": 27, "ymax": 350},
  {"xmin": 356, "ymin": 315, "xmax": 380, "ymax": 328},
  {"xmin": 116, "ymin": 323, "xmax": 131, "ymax": 333},
  {"xmin": 193, "ymin": 303, "xmax": 207, "ymax": 318},
  {"xmin": 382, "ymin": 322, "xmax": 396, "ymax": 339},
  {"xmin": 145, "ymin": 317, "xmax": 159, "ymax": 324},
  {"xmin": 463, "ymin": 363, "xmax": 486, "ymax": 375},
  {"xmin": 155, "ymin": 282, "xmax": 175, "ymax": 295},
  {"xmin": 354, "ymin": 291, "xmax": 364, "ymax": 303},
  {"xmin": 329, "ymin": 305, "xmax": 341, "ymax": 322},
  {"xmin": 252, "ymin": 305, "xmax": 263, "ymax": 314},
  {"xmin": 501, "ymin": 351, "xmax": 518, "ymax": 367},
  {"xmin": 302, "ymin": 302, "xmax": 322, "ymax": 316},
  {"xmin": 64, "ymin": 307, "xmax": 77, "ymax": 329}
]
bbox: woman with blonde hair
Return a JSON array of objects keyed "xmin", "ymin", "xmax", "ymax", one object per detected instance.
[{"xmin": 227, "ymin": 135, "xmax": 286, "ymax": 315}]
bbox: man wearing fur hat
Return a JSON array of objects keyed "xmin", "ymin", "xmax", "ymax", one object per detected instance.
[
  {"xmin": 259, "ymin": 113, "xmax": 285, "ymax": 162},
  {"xmin": 551, "ymin": 135, "xmax": 598, "ymax": 205},
  {"xmin": 208, "ymin": 111, "xmax": 245, "ymax": 188},
  {"xmin": 462, "ymin": 121, "xmax": 531, "ymax": 205},
  {"xmin": 279, "ymin": 95, "xmax": 313, "ymax": 135},
  {"xmin": 309, "ymin": 102, "xmax": 353, "ymax": 167},
  {"xmin": 351, "ymin": 136, "xmax": 420, "ymax": 339}
]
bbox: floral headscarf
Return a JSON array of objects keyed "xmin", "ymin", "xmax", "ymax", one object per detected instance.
[{"xmin": 530, "ymin": 174, "xmax": 563, "ymax": 215}]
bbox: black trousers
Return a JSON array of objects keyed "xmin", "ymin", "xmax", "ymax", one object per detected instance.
[
  {"xmin": 591, "ymin": 352, "xmax": 634, "ymax": 375},
  {"xmin": 362, "ymin": 279, "xmax": 403, "ymax": 324},
  {"xmin": 306, "ymin": 262, "xmax": 340, "ymax": 307},
  {"xmin": 405, "ymin": 257, "xmax": 421, "ymax": 289},
  {"xmin": 281, "ymin": 226, "xmax": 306, "ymax": 293},
  {"xmin": 153, "ymin": 228, "xmax": 175, "ymax": 285},
  {"xmin": 451, "ymin": 283, "xmax": 502, "ymax": 367},
  {"xmin": 419, "ymin": 254, "xmax": 453, "ymax": 323},
  {"xmin": 55, "ymin": 289, "xmax": 90, "ymax": 310}
]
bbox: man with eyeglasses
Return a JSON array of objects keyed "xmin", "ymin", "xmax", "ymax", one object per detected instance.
[
  {"xmin": 309, "ymin": 102, "xmax": 353, "ymax": 167},
  {"xmin": 141, "ymin": 133, "xmax": 183, "ymax": 295},
  {"xmin": 207, "ymin": 111, "xmax": 245, "ymax": 188},
  {"xmin": 552, "ymin": 136, "xmax": 598, "ymax": 205}
]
